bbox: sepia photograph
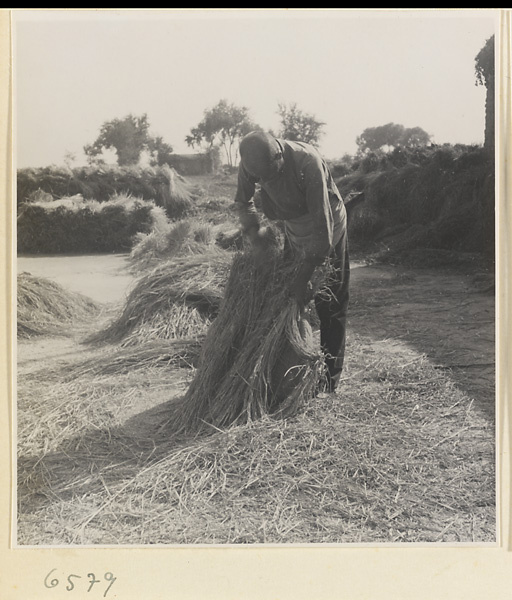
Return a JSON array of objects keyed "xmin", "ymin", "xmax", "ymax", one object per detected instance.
[{"xmin": 12, "ymin": 7, "xmax": 499, "ymax": 556}]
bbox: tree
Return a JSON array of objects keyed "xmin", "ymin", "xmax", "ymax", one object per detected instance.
[
  {"xmin": 84, "ymin": 114, "xmax": 174, "ymax": 167},
  {"xmin": 475, "ymin": 35, "xmax": 495, "ymax": 154},
  {"xmin": 356, "ymin": 123, "xmax": 405, "ymax": 154},
  {"xmin": 276, "ymin": 102, "xmax": 325, "ymax": 146},
  {"xmin": 397, "ymin": 126, "xmax": 431, "ymax": 149},
  {"xmin": 147, "ymin": 135, "xmax": 174, "ymax": 167},
  {"xmin": 475, "ymin": 34, "xmax": 495, "ymax": 259},
  {"xmin": 356, "ymin": 122, "xmax": 431, "ymax": 154},
  {"xmin": 186, "ymin": 99, "xmax": 260, "ymax": 167},
  {"xmin": 63, "ymin": 151, "xmax": 77, "ymax": 169}
]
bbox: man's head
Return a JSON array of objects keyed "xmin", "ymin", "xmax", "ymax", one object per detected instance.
[{"xmin": 239, "ymin": 131, "xmax": 284, "ymax": 183}]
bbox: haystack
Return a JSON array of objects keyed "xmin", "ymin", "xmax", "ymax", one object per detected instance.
[
  {"xmin": 129, "ymin": 219, "xmax": 216, "ymax": 273},
  {"xmin": 160, "ymin": 165, "xmax": 198, "ymax": 219},
  {"xmin": 17, "ymin": 272, "xmax": 99, "ymax": 339},
  {"xmin": 170, "ymin": 237, "xmax": 327, "ymax": 434},
  {"xmin": 86, "ymin": 250, "xmax": 232, "ymax": 346},
  {"xmin": 17, "ymin": 164, "xmax": 198, "ymax": 208},
  {"xmin": 17, "ymin": 193, "xmax": 167, "ymax": 255}
]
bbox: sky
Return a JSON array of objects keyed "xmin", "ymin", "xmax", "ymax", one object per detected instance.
[{"xmin": 12, "ymin": 9, "xmax": 499, "ymax": 168}]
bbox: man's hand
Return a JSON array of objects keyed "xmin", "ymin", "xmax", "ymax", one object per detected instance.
[
  {"xmin": 290, "ymin": 276, "xmax": 314, "ymax": 306},
  {"xmin": 249, "ymin": 227, "xmax": 268, "ymax": 249},
  {"xmin": 289, "ymin": 261, "xmax": 316, "ymax": 307},
  {"xmin": 247, "ymin": 227, "xmax": 269, "ymax": 265}
]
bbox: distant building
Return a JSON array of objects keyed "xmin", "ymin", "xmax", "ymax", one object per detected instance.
[{"xmin": 165, "ymin": 152, "xmax": 217, "ymax": 176}]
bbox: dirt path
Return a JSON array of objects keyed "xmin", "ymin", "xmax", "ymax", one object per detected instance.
[
  {"xmin": 17, "ymin": 253, "xmax": 134, "ymax": 304},
  {"xmin": 348, "ymin": 262, "xmax": 495, "ymax": 421}
]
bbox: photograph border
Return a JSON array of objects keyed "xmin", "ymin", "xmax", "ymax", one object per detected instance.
[{"xmin": 2, "ymin": 8, "xmax": 511, "ymax": 599}]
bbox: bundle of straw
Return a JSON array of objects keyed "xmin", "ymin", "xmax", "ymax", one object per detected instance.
[
  {"xmin": 86, "ymin": 250, "xmax": 232, "ymax": 346},
  {"xmin": 161, "ymin": 166, "xmax": 198, "ymax": 219},
  {"xmin": 129, "ymin": 219, "xmax": 215, "ymax": 273},
  {"xmin": 170, "ymin": 240, "xmax": 326, "ymax": 433},
  {"xmin": 17, "ymin": 272, "xmax": 99, "ymax": 338}
]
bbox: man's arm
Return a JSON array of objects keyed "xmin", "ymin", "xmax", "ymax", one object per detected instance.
[
  {"xmin": 288, "ymin": 153, "xmax": 334, "ymax": 306},
  {"xmin": 233, "ymin": 164, "xmax": 260, "ymax": 239},
  {"xmin": 301, "ymin": 153, "xmax": 335, "ymax": 265}
]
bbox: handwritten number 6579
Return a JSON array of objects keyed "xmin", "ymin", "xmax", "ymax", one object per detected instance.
[{"xmin": 44, "ymin": 569, "xmax": 117, "ymax": 597}]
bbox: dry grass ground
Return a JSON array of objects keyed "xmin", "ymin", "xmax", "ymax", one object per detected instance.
[
  {"xmin": 16, "ymin": 274, "xmax": 495, "ymax": 545},
  {"xmin": 15, "ymin": 172, "xmax": 496, "ymax": 546}
]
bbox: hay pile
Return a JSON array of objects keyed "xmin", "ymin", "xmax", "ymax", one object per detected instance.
[
  {"xmin": 17, "ymin": 193, "xmax": 168, "ymax": 255},
  {"xmin": 86, "ymin": 250, "xmax": 232, "ymax": 347},
  {"xmin": 86, "ymin": 227, "xmax": 326, "ymax": 432},
  {"xmin": 160, "ymin": 165, "xmax": 198, "ymax": 219},
  {"xmin": 16, "ymin": 164, "xmax": 199, "ymax": 211},
  {"xmin": 170, "ymin": 240, "xmax": 326, "ymax": 433},
  {"xmin": 336, "ymin": 145, "xmax": 494, "ymax": 257},
  {"xmin": 17, "ymin": 272, "xmax": 100, "ymax": 338},
  {"xmin": 66, "ymin": 339, "xmax": 202, "ymax": 378},
  {"xmin": 129, "ymin": 218, "xmax": 216, "ymax": 273}
]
